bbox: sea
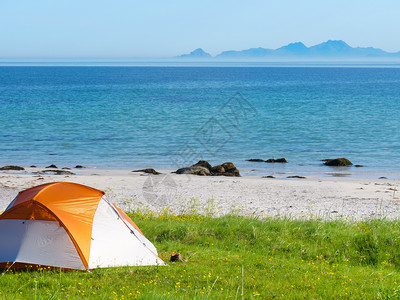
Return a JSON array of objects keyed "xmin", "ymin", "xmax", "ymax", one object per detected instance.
[{"xmin": 0, "ymin": 62, "xmax": 400, "ymax": 178}]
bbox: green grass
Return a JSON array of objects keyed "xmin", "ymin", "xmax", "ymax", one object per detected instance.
[{"xmin": 2, "ymin": 212, "xmax": 400, "ymax": 299}]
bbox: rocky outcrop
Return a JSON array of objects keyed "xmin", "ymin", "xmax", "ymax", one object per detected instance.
[
  {"xmin": 46, "ymin": 164, "xmax": 58, "ymax": 169},
  {"xmin": 0, "ymin": 165, "xmax": 25, "ymax": 171},
  {"xmin": 175, "ymin": 166, "xmax": 211, "ymax": 176},
  {"xmin": 218, "ymin": 162, "xmax": 240, "ymax": 177},
  {"xmin": 247, "ymin": 158, "xmax": 288, "ymax": 163},
  {"xmin": 192, "ymin": 160, "xmax": 213, "ymax": 170},
  {"xmin": 265, "ymin": 158, "xmax": 287, "ymax": 163},
  {"xmin": 175, "ymin": 160, "xmax": 240, "ymax": 177},
  {"xmin": 132, "ymin": 168, "xmax": 161, "ymax": 175},
  {"xmin": 323, "ymin": 158, "xmax": 352, "ymax": 167},
  {"xmin": 210, "ymin": 165, "xmax": 225, "ymax": 174}
]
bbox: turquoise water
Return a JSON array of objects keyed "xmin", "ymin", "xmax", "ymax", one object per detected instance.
[{"xmin": 0, "ymin": 66, "xmax": 399, "ymax": 177}]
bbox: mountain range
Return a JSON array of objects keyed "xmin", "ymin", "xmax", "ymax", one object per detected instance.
[{"xmin": 178, "ymin": 40, "xmax": 400, "ymax": 59}]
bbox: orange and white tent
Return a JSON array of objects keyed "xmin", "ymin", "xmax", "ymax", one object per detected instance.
[{"xmin": 0, "ymin": 182, "xmax": 165, "ymax": 270}]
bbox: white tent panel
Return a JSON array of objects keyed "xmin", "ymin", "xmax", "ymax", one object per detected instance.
[
  {"xmin": 111, "ymin": 206, "xmax": 158, "ymax": 255},
  {"xmin": 0, "ymin": 219, "xmax": 84, "ymax": 269},
  {"xmin": 89, "ymin": 199, "xmax": 164, "ymax": 268},
  {"xmin": 0, "ymin": 219, "xmax": 26, "ymax": 263}
]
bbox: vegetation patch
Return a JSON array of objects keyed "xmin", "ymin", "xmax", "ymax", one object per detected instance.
[{"xmin": 1, "ymin": 211, "xmax": 400, "ymax": 299}]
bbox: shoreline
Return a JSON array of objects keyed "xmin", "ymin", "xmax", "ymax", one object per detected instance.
[
  {"xmin": 1, "ymin": 166, "xmax": 399, "ymax": 220},
  {"xmin": 1, "ymin": 161, "xmax": 399, "ymax": 180}
]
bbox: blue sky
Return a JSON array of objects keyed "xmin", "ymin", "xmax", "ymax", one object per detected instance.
[{"xmin": 0, "ymin": 0, "xmax": 399, "ymax": 58}]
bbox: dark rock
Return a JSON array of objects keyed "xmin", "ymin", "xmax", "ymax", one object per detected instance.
[
  {"xmin": 132, "ymin": 168, "xmax": 161, "ymax": 175},
  {"xmin": 30, "ymin": 165, "xmax": 37, "ymax": 168},
  {"xmin": 379, "ymin": 177, "xmax": 388, "ymax": 179},
  {"xmin": 46, "ymin": 164, "xmax": 58, "ymax": 169},
  {"xmin": 355, "ymin": 165, "xmax": 364, "ymax": 168},
  {"xmin": 170, "ymin": 253, "xmax": 187, "ymax": 262},
  {"xmin": 0, "ymin": 165, "xmax": 25, "ymax": 171},
  {"xmin": 265, "ymin": 158, "xmax": 287, "ymax": 163},
  {"xmin": 247, "ymin": 159, "xmax": 265, "ymax": 162},
  {"xmin": 221, "ymin": 162, "xmax": 235, "ymax": 172},
  {"xmin": 192, "ymin": 160, "xmax": 212, "ymax": 171},
  {"xmin": 323, "ymin": 158, "xmax": 352, "ymax": 167},
  {"xmin": 176, "ymin": 161, "xmax": 240, "ymax": 177},
  {"xmin": 62, "ymin": 167, "xmax": 71, "ymax": 170},
  {"xmin": 220, "ymin": 162, "xmax": 240, "ymax": 177},
  {"xmin": 75, "ymin": 165, "xmax": 85, "ymax": 169},
  {"xmin": 210, "ymin": 165, "xmax": 225, "ymax": 174},
  {"xmin": 287, "ymin": 175, "xmax": 306, "ymax": 179},
  {"xmin": 176, "ymin": 166, "xmax": 210, "ymax": 176},
  {"xmin": 262, "ymin": 175, "xmax": 275, "ymax": 178}
]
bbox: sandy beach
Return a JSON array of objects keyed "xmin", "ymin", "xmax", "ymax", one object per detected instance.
[{"xmin": 1, "ymin": 167, "xmax": 399, "ymax": 220}]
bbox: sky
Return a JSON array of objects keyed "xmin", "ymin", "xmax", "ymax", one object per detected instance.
[{"xmin": 0, "ymin": 0, "xmax": 399, "ymax": 58}]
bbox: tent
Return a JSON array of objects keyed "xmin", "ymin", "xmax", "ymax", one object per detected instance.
[{"xmin": 0, "ymin": 182, "xmax": 165, "ymax": 270}]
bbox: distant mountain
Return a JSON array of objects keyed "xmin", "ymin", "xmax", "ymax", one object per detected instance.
[
  {"xmin": 308, "ymin": 40, "xmax": 388, "ymax": 57},
  {"xmin": 178, "ymin": 48, "xmax": 212, "ymax": 58},
  {"xmin": 212, "ymin": 40, "xmax": 400, "ymax": 59},
  {"xmin": 217, "ymin": 47, "xmax": 274, "ymax": 58},
  {"xmin": 275, "ymin": 42, "xmax": 309, "ymax": 56}
]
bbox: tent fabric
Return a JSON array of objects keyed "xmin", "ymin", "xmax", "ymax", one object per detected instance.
[
  {"xmin": 112, "ymin": 203, "xmax": 144, "ymax": 235},
  {"xmin": 0, "ymin": 220, "xmax": 84, "ymax": 269},
  {"xmin": 88, "ymin": 199, "xmax": 163, "ymax": 268},
  {"xmin": 112, "ymin": 203, "xmax": 158, "ymax": 255},
  {"xmin": 0, "ymin": 182, "xmax": 165, "ymax": 270}
]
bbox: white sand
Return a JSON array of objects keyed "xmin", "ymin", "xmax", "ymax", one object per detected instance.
[{"xmin": 1, "ymin": 167, "xmax": 399, "ymax": 220}]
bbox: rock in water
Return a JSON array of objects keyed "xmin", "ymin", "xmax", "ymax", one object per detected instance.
[
  {"xmin": 265, "ymin": 158, "xmax": 287, "ymax": 163},
  {"xmin": 132, "ymin": 168, "xmax": 161, "ymax": 175},
  {"xmin": 0, "ymin": 165, "xmax": 25, "ymax": 171},
  {"xmin": 247, "ymin": 159, "xmax": 265, "ymax": 162},
  {"xmin": 175, "ymin": 161, "xmax": 240, "ymax": 177},
  {"xmin": 46, "ymin": 164, "xmax": 58, "ymax": 169},
  {"xmin": 323, "ymin": 158, "xmax": 352, "ymax": 167}
]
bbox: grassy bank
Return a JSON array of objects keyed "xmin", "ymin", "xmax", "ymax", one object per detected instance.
[{"xmin": 1, "ymin": 212, "xmax": 400, "ymax": 299}]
